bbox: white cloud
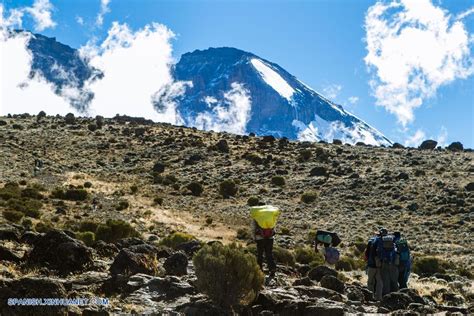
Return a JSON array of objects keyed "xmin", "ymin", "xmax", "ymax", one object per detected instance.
[
  {"xmin": 76, "ymin": 16, "xmax": 84, "ymax": 26},
  {"xmin": 404, "ymin": 129, "xmax": 426, "ymax": 147},
  {"xmin": 96, "ymin": 0, "xmax": 111, "ymax": 27},
  {"xmin": 191, "ymin": 82, "xmax": 252, "ymax": 135},
  {"xmin": 436, "ymin": 126, "xmax": 448, "ymax": 147},
  {"xmin": 322, "ymin": 84, "xmax": 342, "ymax": 100},
  {"xmin": 25, "ymin": 0, "xmax": 56, "ymax": 31},
  {"xmin": 80, "ymin": 22, "xmax": 185, "ymax": 122},
  {"xmin": 365, "ymin": 0, "xmax": 474, "ymax": 126},
  {"xmin": 348, "ymin": 96, "xmax": 359, "ymax": 104},
  {"xmin": 0, "ymin": 32, "xmax": 77, "ymax": 116},
  {"xmin": 457, "ymin": 7, "xmax": 474, "ymax": 20},
  {"xmin": 0, "ymin": 5, "xmax": 24, "ymax": 29}
]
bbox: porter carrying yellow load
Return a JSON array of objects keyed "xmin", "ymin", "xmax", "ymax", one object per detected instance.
[{"xmin": 250, "ymin": 205, "xmax": 280, "ymax": 229}]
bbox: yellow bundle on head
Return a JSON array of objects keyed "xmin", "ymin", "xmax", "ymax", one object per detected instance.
[{"xmin": 250, "ymin": 205, "xmax": 280, "ymax": 229}]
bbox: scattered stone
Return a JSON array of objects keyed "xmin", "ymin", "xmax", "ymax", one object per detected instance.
[
  {"xmin": 110, "ymin": 248, "xmax": 158, "ymax": 277},
  {"xmin": 163, "ymin": 252, "xmax": 188, "ymax": 276},
  {"xmin": 27, "ymin": 230, "xmax": 94, "ymax": 274},
  {"xmin": 308, "ymin": 265, "xmax": 338, "ymax": 282},
  {"xmin": 447, "ymin": 141, "xmax": 463, "ymax": 151},
  {"xmin": 309, "ymin": 166, "xmax": 328, "ymax": 177},
  {"xmin": 320, "ymin": 275, "xmax": 345, "ymax": 294},
  {"xmin": 216, "ymin": 139, "xmax": 230, "ymax": 153}
]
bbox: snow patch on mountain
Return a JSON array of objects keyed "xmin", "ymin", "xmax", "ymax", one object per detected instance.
[{"xmin": 250, "ymin": 58, "xmax": 294, "ymax": 101}]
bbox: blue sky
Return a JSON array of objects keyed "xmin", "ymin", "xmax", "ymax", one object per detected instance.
[{"xmin": 2, "ymin": 0, "xmax": 474, "ymax": 147}]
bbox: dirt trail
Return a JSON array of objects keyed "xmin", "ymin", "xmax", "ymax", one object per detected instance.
[{"xmin": 65, "ymin": 172, "xmax": 237, "ymax": 243}]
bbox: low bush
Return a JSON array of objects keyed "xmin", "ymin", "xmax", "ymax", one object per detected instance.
[
  {"xmin": 95, "ymin": 219, "xmax": 139, "ymax": 243},
  {"xmin": 247, "ymin": 196, "xmax": 260, "ymax": 206},
  {"xmin": 115, "ymin": 200, "xmax": 130, "ymax": 211},
  {"xmin": 335, "ymin": 256, "xmax": 365, "ymax": 271},
  {"xmin": 271, "ymin": 176, "xmax": 285, "ymax": 186},
  {"xmin": 295, "ymin": 246, "xmax": 321, "ymax": 265},
  {"xmin": 160, "ymin": 232, "xmax": 196, "ymax": 249},
  {"xmin": 76, "ymin": 231, "xmax": 96, "ymax": 246},
  {"xmin": 51, "ymin": 187, "xmax": 88, "ymax": 201},
  {"xmin": 301, "ymin": 191, "xmax": 318, "ymax": 204},
  {"xmin": 273, "ymin": 246, "xmax": 296, "ymax": 266},
  {"xmin": 236, "ymin": 228, "xmax": 251, "ymax": 240},
  {"xmin": 187, "ymin": 182, "xmax": 204, "ymax": 196},
  {"xmin": 3, "ymin": 210, "xmax": 24, "ymax": 223},
  {"xmin": 413, "ymin": 256, "xmax": 447, "ymax": 276},
  {"xmin": 153, "ymin": 196, "xmax": 164, "ymax": 205},
  {"xmin": 219, "ymin": 180, "xmax": 238, "ymax": 198},
  {"xmin": 193, "ymin": 243, "xmax": 264, "ymax": 308}
]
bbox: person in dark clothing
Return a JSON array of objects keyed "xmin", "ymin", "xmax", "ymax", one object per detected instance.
[{"xmin": 252, "ymin": 220, "xmax": 276, "ymax": 275}]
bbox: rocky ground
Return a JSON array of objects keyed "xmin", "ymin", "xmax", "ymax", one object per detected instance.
[{"xmin": 0, "ymin": 113, "xmax": 473, "ymax": 315}]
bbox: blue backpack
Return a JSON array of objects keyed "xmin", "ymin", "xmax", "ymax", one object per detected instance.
[
  {"xmin": 396, "ymin": 239, "xmax": 410, "ymax": 262},
  {"xmin": 377, "ymin": 235, "xmax": 397, "ymax": 263}
]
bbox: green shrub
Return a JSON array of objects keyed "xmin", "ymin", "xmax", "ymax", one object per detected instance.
[
  {"xmin": 413, "ymin": 256, "xmax": 447, "ymax": 276},
  {"xmin": 219, "ymin": 180, "xmax": 238, "ymax": 198},
  {"xmin": 245, "ymin": 153, "xmax": 263, "ymax": 165},
  {"xmin": 0, "ymin": 183, "xmax": 21, "ymax": 200},
  {"xmin": 298, "ymin": 149, "xmax": 312, "ymax": 161},
  {"xmin": 247, "ymin": 196, "xmax": 260, "ymax": 206},
  {"xmin": 294, "ymin": 246, "xmax": 321, "ymax": 264},
  {"xmin": 205, "ymin": 216, "xmax": 213, "ymax": 225},
  {"xmin": 273, "ymin": 246, "xmax": 296, "ymax": 266},
  {"xmin": 35, "ymin": 220, "xmax": 53, "ymax": 233},
  {"xmin": 130, "ymin": 185, "xmax": 138, "ymax": 194},
  {"xmin": 193, "ymin": 243, "xmax": 264, "ymax": 308},
  {"xmin": 153, "ymin": 196, "xmax": 163, "ymax": 205},
  {"xmin": 51, "ymin": 188, "xmax": 88, "ymax": 201},
  {"xmin": 21, "ymin": 217, "xmax": 33, "ymax": 229},
  {"xmin": 335, "ymin": 256, "xmax": 365, "ymax": 271},
  {"xmin": 236, "ymin": 228, "xmax": 251, "ymax": 240},
  {"xmin": 271, "ymin": 176, "xmax": 285, "ymax": 186},
  {"xmin": 3, "ymin": 210, "xmax": 24, "ymax": 222},
  {"xmin": 76, "ymin": 231, "xmax": 96, "ymax": 246},
  {"xmin": 115, "ymin": 199, "xmax": 130, "ymax": 211},
  {"xmin": 95, "ymin": 219, "xmax": 139, "ymax": 243},
  {"xmin": 301, "ymin": 191, "xmax": 318, "ymax": 204},
  {"xmin": 280, "ymin": 227, "xmax": 290, "ymax": 235},
  {"xmin": 187, "ymin": 182, "xmax": 204, "ymax": 196},
  {"xmin": 21, "ymin": 187, "xmax": 43, "ymax": 200},
  {"xmin": 78, "ymin": 220, "xmax": 99, "ymax": 233},
  {"xmin": 160, "ymin": 232, "xmax": 196, "ymax": 249},
  {"xmin": 6, "ymin": 198, "xmax": 42, "ymax": 218},
  {"xmin": 84, "ymin": 182, "xmax": 93, "ymax": 188}
]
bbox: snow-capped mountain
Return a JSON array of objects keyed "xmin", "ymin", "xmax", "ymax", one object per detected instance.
[
  {"xmin": 171, "ymin": 47, "xmax": 391, "ymax": 146},
  {"xmin": 5, "ymin": 31, "xmax": 391, "ymax": 146}
]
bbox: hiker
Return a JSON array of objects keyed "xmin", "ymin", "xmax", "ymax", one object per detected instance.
[
  {"xmin": 394, "ymin": 232, "xmax": 411, "ymax": 289},
  {"xmin": 365, "ymin": 234, "xmax": 382, "ymax": 300},
  {"xmin": 250, "ymin": 205, "xmax": 279, "ymax": 275},
  {"xmin": 375, "ymin": 228, "xmax": 399, "ymax": 298},
  {"xmin": 315, "ymin": 230, "xmax": 340, "ymax": 265},
  {"xmin": 33, "ymin": 157, "xmax": 43, "ymax": 176}
]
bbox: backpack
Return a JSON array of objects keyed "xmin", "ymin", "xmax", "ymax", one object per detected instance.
[
  {"xmin": 396, "ymin": 239, "xmax": 410, "ymax": 262},
  {"xmin": 261, "ymin": 228, "xmax": 274, "ymax": 238},
  {"xmin": 316, "ymin": 230, "xmax": 341, "ymax": 247},
  {"xmin": 365, "ymin": 237, "xmax": 377, "ymax": 265},
  {"xmin": 325, "ymin": 247, "xmax": 340, "ymax": 265},
  {"xmin": 377, "ymin": 235, "xmax": 396, "ymax": 263}
]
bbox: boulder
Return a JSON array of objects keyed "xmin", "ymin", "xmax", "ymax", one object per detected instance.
[
  {"xmin": 304, "ymin": 301, "xmax": 345, "ymax": 316},
  {"xmin": 163, "ymin": 252, "xmax": 188, "ymax": 276},
  {"xmin": 176, "ymin": 240, "xmax": 202, "ymax": 256},
  {"xmin": 447, "ymin": 141, "xmax": 463, "ymax": 151},
  {"xmin": 94, "ymin": 240, "xmax": 119, "ymax": 257},
  {"xmin": 320, "ymin": 275, "xmax": 345, "ymax": 294},
  {"xmin": 392, "ymin": 143, "xmax": 405, "ymax": 149},
  {"xmin": 109, "ymin": 249, "xmax": 158, "ymax": 277},
  {"xmin": 308, "ymin": 265, "xmax": 338, "ymax": 282},
  {"xmin": 418, "ymin": 140, "xmax": 437, "ymax": 150},
  {"xmin": 0, "ymin": 277, "xmax": 68, "ymax": 316},
  {"xmin": 20, "ymin": 231, "xmax": 40, "ymax": 244},
  {"xmin": 0, "ymin": 225, "xmax": 20, "ymax": 242},
  {"xmin": 332, "ymin": 139, "xmax": 342, "ymax": 145},
  {"xmin": 294, "ymin": 286, "xmax": 344, "ymax": 302},
  {"xmin": 27, "ymin": 230, "xmax": 94, "ymax": 274},
  {"xmin": 381, "ymin": 291, "xmax": 413, "ymax": 311},
  {"xmin": 146, "ymin": 276, "xmax": 195, "ymax": 299},
  {"xmin": 0, "ymin": 246, "xmax": 21, "ymax": 263}
]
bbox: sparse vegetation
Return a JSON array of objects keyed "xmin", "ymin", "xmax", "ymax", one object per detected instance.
[
  {"xmin": 193, "ymin": 243, "xmax": 264, "ymax": 308},
  {"xmin": 301, "ymin": 191, "xmax": 318, "ymax": 203},
  {"xmin": 160, "ymin": 232, "xmax": 196, "ymax": 249},
  {"xmin": 219, "ymin": 180, "xmax": 238, "ymax": 198}
]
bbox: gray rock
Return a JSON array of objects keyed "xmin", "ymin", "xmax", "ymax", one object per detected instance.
[
  {"xmin": 320, "ymin": 275, "xmax": 345, "ymax": 294},
  {"xmin": 308, "ymin": 265, "xmax": 338, "ymax": 282},
  {"xmin": 164, "ymin": 252, "xmax": 188, "ymax": 276}
]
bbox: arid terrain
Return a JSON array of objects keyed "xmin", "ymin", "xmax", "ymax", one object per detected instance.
[{"xmin": 0, "ymin": 113, "xmax": 472, "ymax": 315}]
